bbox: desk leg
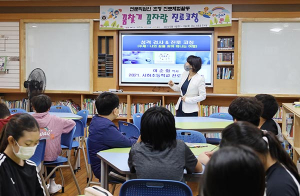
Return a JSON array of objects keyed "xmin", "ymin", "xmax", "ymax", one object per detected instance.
[{"xmin": 101, "ymin": 161, "xmax": 108, "ymax": 190}]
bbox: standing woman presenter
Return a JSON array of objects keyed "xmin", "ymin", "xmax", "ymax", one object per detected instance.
[{"xmin": 168, "ymin": 55, "xmax": 206, "ymax": 117}]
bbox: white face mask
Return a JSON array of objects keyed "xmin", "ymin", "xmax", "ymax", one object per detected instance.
[{"xmin": 12, "ymin": 140, "xmax": 37, "ymax": 160}]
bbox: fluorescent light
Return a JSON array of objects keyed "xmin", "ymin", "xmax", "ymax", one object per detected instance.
[
  {"xmin": 32, "ymin": 25, "xmax": 37, "ymax": 28},
  {"xmin": 270, "ymin": 28, "xmax": 282, "ymax": 32}
]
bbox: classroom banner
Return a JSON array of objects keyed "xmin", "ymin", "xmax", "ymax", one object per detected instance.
[{"xmin": 99, "ymin": 4, "xmax": 232, "ymax": 30}]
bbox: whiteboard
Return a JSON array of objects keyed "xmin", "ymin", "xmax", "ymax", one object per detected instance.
[
  {"xmin": 240, "ymin": 22, "xmax": 300, "ymax": 95},
  {"xmin": 26, "ymin": 23, "xmax": 90, "ymax": 91}
]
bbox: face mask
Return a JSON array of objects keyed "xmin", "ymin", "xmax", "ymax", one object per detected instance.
[
  {"xmin": 12, "ymin": 140, "xmax": 37, "ymax": 160},
  {"xmin": 184, "ymin": 64, "xmax": 192, "ymax": 71}
]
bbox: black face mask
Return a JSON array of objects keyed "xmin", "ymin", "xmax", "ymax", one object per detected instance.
[{"xmin": 184, "ymin": 64, "xmax": 192, "ymax": 71}]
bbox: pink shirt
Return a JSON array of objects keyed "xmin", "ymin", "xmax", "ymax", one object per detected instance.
[{"xmin": 32, "ymin": 112, "xmax": 76, "ymax": 161}]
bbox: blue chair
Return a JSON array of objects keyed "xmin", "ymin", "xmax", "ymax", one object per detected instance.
[
  {"xmin": 86, "ymin": 138, "xmax": 117, "ymax": 194},
  {"xmin": 29, "ymin": 139, "xmax": 50, "ymax": 196},
  {"xmin": 118, "ymin": 121, "xmax": 140, "ymax": 139},
  {"xmin": 119, "ymin": 179, "xmax": 193, "ymax": 196},
  {"xmin": 209, "ymin": 113, "xmax": 233, "ymax": 120},
  {"xmin": 43, "ymin": 127, "xmax": 81, "ymax": 194},
  {"xmin": 207, "ymin": 113, "xmax": 233, "ymax": 144},
  {"xmin": 9, "ymin": 108, "xmax": 27, "ymax": 114},
  {"xmin": 132, "ymin": 113, "xmax": 143, "ymax": 130},
  {"xmin": 50, "ymin": 105, "xmax": 72, "ymax": 113},
  {"xmin": 77, "ymin": 110, "xmax": 89, "ymax": 128},
  {"xmin": 72, "ymin": 120, "xmax": 89, "ymax": 176},
  {"xmin": 176, "ymin": 130, "xmax": 206, "ymax": 143}
]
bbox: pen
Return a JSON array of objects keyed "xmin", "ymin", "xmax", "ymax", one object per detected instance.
[{"xmin": 210, "ymin": 145, "xmax": 219, "ymax": 152}]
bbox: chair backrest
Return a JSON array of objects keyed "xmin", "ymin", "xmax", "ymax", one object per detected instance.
[
  {"xmin": 61, "ymin": 126, "xmax": 76, "ymax": 150},
  {"xmin": 77, "ymin": 109, "xmax": 89, "ymax": 128},
  {"xmin": 50, "ymin": 105, "xmax": 72, "ymax": 113},
  {"xmin": 86, "ymin": 137, "xmax": 91, "ymax": 164},
  {"xmin": 73, "ymin": 120, "xmax": 84, "ymax": 138},
  {"xmin": 176, "ymin": 130, "xmax": 206, "ymax": 143},
  {"xmin": 132, "ymin": 113, "xmax": 143, "ymax": 130},
  {"xmin": 30, "ymin": 139, "xmax": 46, "ymax": 166},
  {"xmin": 118, "ymin": 121, "xmax": 140, "ymax": 139},
  {"xmin": 209, "ymin": 113, "xmax": 233, "ymax": 120},
  {"xmin": 119, "ymin": 179, "xmax": 193, "ymax": 196},
  {"xmin": 9, "ymin": 108, "xmax": 27, "ymax": 114}
]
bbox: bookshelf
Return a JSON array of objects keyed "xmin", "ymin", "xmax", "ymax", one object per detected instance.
[
  {"xmin": 213, "ymin": 21, "xmax": 238, "ymax": 94},
  {"xmin": 282, "ymin": 103, "xmax": 300, "ymax": 164}
]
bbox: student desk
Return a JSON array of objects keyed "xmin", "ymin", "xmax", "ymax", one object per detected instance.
[
  {"xmin": 175, "ymin": 117, "xmax": 233, "ymax": 132},
  {"xmin": 29, "ymin": 112, "xmax": 82, "ymax": 120},
  {"xmin": 97, "ymin": 145, "xmax": 216, "ymax": 190}
]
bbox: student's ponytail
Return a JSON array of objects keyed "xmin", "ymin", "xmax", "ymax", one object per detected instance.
[
  {"xmin": 263, "ymin": 131, "xmax": 300, "ymax": 183},
  {"xmin": 0, "ymin": 113, "xmax": 39, "ymax": 153}
]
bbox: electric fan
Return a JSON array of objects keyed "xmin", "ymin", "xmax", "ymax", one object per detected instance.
[{"xmin": 24, "ymin": 68, "xmax": 46, "ymax": 111}]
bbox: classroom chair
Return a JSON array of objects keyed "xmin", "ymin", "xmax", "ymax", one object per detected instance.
[
  {"xmin": 43, "ymin": 126, "xmax": 81, "ymax": 194},
  {"xmin": 207, "ymin": 113, "xmax": 233, "ymax": 144},
  {"xmin": 72, "ymin": 120, "xmax": 89, "ymax": 175},
  {"xmin": 86, "ymin": 138, "xmax": 118, "ymax": 194},
  {"xmin": 209, "ymin": 113, "xmax": 233, "ymax": 120},
  {"xmin": 176, "ymin": 130, "xmax": 206, "ymax": 143},
  {"xmin": 49, "ymin": 105, "xmax": 72, "ymax": 113},
  {"xmin": 132, "ymin": 112, "xmax": 143, "ymax": 130},
  {"xmin": 29, "ymin": 139, "xmax": 50, "ymax": 196},
  {"xmin": 9, "ymin": 108, "xmax": 27, "ymax": 114},
  {"xmin": 118, "ymin": 121, "xmax": 140, "ymax": 139},
  {"xmin": 119, "ymin": 179, "xmax": 193, "ymax": 196}
]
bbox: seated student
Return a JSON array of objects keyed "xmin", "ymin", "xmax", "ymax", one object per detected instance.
[
  {"xmin": 221, "ymin": 121, "xmax": 300, "ymax": 196},
  {"xmin": 128, "ymin": 107, "xmax": 203, "ymax": 182},
  {"xmin": 255, "ymin": 94, "xmax": 283, "ymax": 141},
  {"xmin": 0, "ymin": 113, "xmax": 45, "ymax": 196},
  {"xmin": 0, "ymin": 103, "xmax": 12, "ymax": 132},
  {"xmin": 198, "ymin": 97, "xmax": 264, "ymax": 165},
  {"xmin": 88, "ymin": 92, "xmax": 137, "ymax": 181},
  {"xmin": 202, "ymin": 145, "xmax": 265, "ymax": 196},
  {"xmin": 228, "ymin": 97, "xmax": 263, "ymax": 127},
  {"xmin": 31, "ymin": 94, "xmax": 75, "ymax": 194}
]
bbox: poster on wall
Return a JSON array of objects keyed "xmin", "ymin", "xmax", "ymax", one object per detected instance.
[
  {"xmin": 100, "ymin": 4, "xmax": 232, "ymax": 30},
  {"xmin": 0, "ymin": 56, "xmax": 7, "ymax": 72}
]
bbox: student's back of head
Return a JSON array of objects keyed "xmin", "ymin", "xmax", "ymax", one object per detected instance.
[
  {"xmin": 0, "ymin": 103, "xmax": 10, "ymax": 119},
  {"xmin": 95, "ymin": 92, "xmax": 119, "ymax": 116},
  {"xmin": 202, "ymin": 145, "xmax": 265, "ymax": 196},
  {"xmin": 31, "ymin": 94, "xmax": 52, "ymax": 113},
  {"xmin": 140, "ymin": 107, "xmax": 176, "ymax": 151},
  {"xmin": 221, "ymin": 121, "xmax": 300, "ymax": 184},
  {"xmin": 255, "ymin": 94, "xmax": 279, "ymax": 120},
  {"xmin": 228, "ymin": 97, "xmax": 263, "ymax": 126}
]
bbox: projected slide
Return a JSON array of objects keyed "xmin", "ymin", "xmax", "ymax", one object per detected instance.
[{"xmin": 120, "ymin": 33, "xmax": 213, "ymax": 86}]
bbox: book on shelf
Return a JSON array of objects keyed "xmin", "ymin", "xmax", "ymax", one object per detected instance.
[
  {"xmin": 217, "ymin": 67, "xmax": 234, "ymax": 79},
  {"xmin": 286, "ymin": 113, "xmax": 294, "ymax": 138},
  {"xmin": 217, "ymin": 37, "xmax": 234, "ymax": 50},
  {"xmin": 131, "ymin": 101, "xmax": 162, "ymax": 116},
  {"xmin": 2, "ymin": 98, "xmax": 29, "ymax": 111},
  {"xmin": 165, "ymin": 103, "xmax": 176, "ymax": 116},
  {"xmin": 217, "ymin": 52, "xmax": 234, "ymax": 64},
  {"xmin": 82, "ymin": 98, "xmax": 97, "ymax": 116},
  {"xmin": 82, "ymin": 98, "xmax": 128, "ymax": 117},
  {"xmin": 52, "ymin": 99, "xmax": 81, "ymax": 114},
  {"xmin": 283, "ymin": 139, "xmax": 293, "ymax": 160},
  {"xmin": 273, "ymin": 107, "xmax": 283, "ymax": 122},
  {"xmin": 199, "ymin": 105, "xmax": 229, "ymax": 117}
]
